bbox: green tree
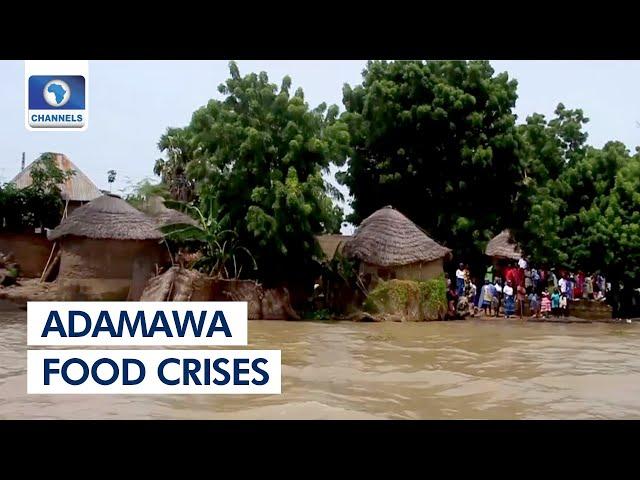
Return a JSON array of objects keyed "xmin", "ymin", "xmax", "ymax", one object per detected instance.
[
  {"xmin": 0, "ymin": 152, "xmax": 75, "ymax": 232},
  {"xmin": 158, "ymin": 62, "xmax": 351, "ymax": 286},
  {"xmin": 338, "ymin": 60, "xmax": 522, "ymax": 273},
  {"xmin": 107, "ymin": 169, "xmax": 117, "ymax": 191},
  {"xmin": 154, "ymin": 128, "xmax": 197, "ymax": 202},
  {"xmin": 124, "ymin": 178, "xmax": 170, "ymax": 211},
  {"xmin": 513, "ymin": 104, "xmax": 591, "ymax": 264}
]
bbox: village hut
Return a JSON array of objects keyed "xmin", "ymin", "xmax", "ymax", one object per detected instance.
[
  {"xmin": 11, "ymin": 153, "xmax": 102, "ymax": 214},
  {"xmin": 485, "ymin": 230, "xmax": 521, "ymax": 261},
  {"xmin": 0, "ymin": 153, "xmax": 103, "ymax": 277},
  {"xmin": 342, "ymin": 206, "xmax": 451, "ymax": 284},
  {"xmin": 144, "ymin": 196, "xmax": 198, "ymax": 229},
  {"xmin": 47, "ymin": 194, "xmax": 170, "ymax": 300},
  {"xmin": 315, "ymin": 234, "xmax": 351, "ymax": 261}
]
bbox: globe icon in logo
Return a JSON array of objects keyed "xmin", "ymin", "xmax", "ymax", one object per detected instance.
[{"xmin": 43, "ymin": 79, "xmax": 71, "ymax": 107}]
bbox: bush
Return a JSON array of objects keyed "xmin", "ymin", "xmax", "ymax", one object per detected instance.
[{"xmin": 363, "ymin": 277, "xmax": 447, "ymax": 321}]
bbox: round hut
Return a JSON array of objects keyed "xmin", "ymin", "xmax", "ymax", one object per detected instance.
[
  {"xmin": 343, "ymin": 206, "xmax": 451, "ymax": 285},
  {"xmin": 485, "ymin": 230, "xmax": 521, "ymax": 261},
  {"xmin": 47, "ymin": 194, "xmax": 169, "ymax": 300}
]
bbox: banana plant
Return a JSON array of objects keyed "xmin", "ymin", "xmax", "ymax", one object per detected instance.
[{"xmin": 160, "ymin": 199, "xmax": 256, "ymax": 279}]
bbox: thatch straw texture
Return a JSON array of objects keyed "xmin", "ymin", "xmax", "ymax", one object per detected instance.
[
  {"xmin": 315, "ymin": 234, "xmax": 351, "ymax": 260},
  {"xmin": 48, "ymin": 194, "xmax": 163, "ymax": 241},
  {"xmin": 485, "ymin": 230, "xmax": 521, "ymax": 260},
  {"xmin": 343, "ymin": 206, "xmax": 451, "ymax": 267},
  {"xmin": 145, "ymin": 196, "xmax": 198, "ymax": 228}
]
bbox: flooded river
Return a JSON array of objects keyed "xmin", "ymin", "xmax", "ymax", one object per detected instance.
[{"xmin": 2, "ymin": 303, "xmax": 640, "ymax": 419}]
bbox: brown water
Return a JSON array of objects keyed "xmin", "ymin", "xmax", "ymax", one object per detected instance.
[{"xmin": 2, "ymin": 304, "xmax": 640, "ymax": 419}]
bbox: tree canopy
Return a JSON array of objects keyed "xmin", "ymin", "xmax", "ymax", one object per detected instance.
[
  {"xmin": 157, "ymin": 62, "xmax": 351, "ymax": 285},
  {"xmin": 337, "ymin": 60, "xmax": 523, "ymax": 271}
]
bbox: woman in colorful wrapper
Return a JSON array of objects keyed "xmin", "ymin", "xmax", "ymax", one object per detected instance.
[{"xmin": 503, "ymin": 280, "xmax": 516, "ymax": 318}]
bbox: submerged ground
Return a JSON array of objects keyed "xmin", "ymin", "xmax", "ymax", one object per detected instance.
[{"xmin": 1, "ymin": 301, "xmax": 639, "ymax": 419}]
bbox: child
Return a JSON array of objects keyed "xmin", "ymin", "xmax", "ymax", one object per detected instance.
[
  {"xmin": 479, "ymin": 280, "xmax": 494, "ymax": 316},
  {"xmin": 559, "ymin": 293, "xmax": 568, "ymax": 317},
  {"xmin": 528, "ymin": 291, "xmax": 540, "ymax": 318},
  {"xmin": 540, "ymin": 291, "xmax": 551, "ymax": 318},
  {"xmin": 468, "ymin": 278, "xmax": 478, "ymax": 317},
  {"xmin": 551, "ymin": 289, "xmax": 561, "ymax": 318}
]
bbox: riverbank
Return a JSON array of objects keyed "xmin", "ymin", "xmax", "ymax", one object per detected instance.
[{"xmin": 0, "ymin": 279, "xmax": 631, "ymax": 324}]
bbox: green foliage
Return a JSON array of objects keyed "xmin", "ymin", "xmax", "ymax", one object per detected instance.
[
  {"xmin": 154, "ymin": 128, "xmax": 197, "ymax": 202},
  {"xmin": 160, "ymin": 200, "xmax": 256, "ymax": 279},
  {"xmin": 0, "ymin": 153, "xmax": 75, "ymax": 232},
  {"xmin": 107, "ymin": 169, "xmax": 117, "ymax": 188},
  {"xmin": 514, "ymin": 104, "xmax": 640, "ymax": 294},
  {"xmin": 363, "ymin": 277, "xmax": 447, "ymax": 320},
  {"xmin": 124, "ymin": 178, "xmax": 170, "ymax": 211},
  {"xmin": 339, "ymin": 60, "xmax": 522, "ymax": 271},
  {"xmin": 304, "ymin": 308, "xmax": 332, "ymax": 320},
  {"xmin": 157, "ymin": 62, "xmax": 351, "ymax": 285}
]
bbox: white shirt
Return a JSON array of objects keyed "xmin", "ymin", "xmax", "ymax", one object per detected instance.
[
  {"xmin": 518, "ymin": 258, "xmax": 528, "ymax": 269},
  {"xmin": 559, "ymin": 278, "xmax": 567, "ymax": 293},
  {"xmin": 503, "ymin": 285, "xmax": 514, "ymax": 296},
  {"xmin": 494, "ymin": 284, "xmax": 503, "ymax": 293},
  {"xmin": 456, "ymin": 269, "xmax": 465, "ymax": 279}
]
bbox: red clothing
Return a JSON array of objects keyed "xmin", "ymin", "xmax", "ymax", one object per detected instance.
[{"xmin": 504, "ymin": 266, "xmax": 524, "ymax": 287}]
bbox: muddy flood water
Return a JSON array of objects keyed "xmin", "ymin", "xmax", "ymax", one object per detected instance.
[{"xmin": 2, "ymin": 303, "xmax": 640, "ymax": 419}]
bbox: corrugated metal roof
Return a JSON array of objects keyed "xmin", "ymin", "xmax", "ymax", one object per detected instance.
[{"xmin": 10, "ymin": 153, "xmax": 102, "ymax": 202}]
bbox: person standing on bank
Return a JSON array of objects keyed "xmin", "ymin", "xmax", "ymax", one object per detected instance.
[
  {"xmin": 503, "ymin": 280, "xmax": 515, "ymax": 318},
  {"xmin": 455, "ymin": 263, "xmax": 465, "ymax": 297},
  {"xmin": 517, "ymin": 283, "xmax": 527, "ymax": 319},
  {"xmin": 493, "ymin": 278, "xmax": 503, "ymax": 317}
]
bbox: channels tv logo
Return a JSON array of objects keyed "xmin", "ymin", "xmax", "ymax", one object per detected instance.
[{"xmin": 27, "ymin": 75, "xmax": 86, "ymax": 129}]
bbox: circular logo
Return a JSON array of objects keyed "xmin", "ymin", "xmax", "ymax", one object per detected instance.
[{"xmin": 43, "ymin": 79, "xmax": 71, "ymax": 107}]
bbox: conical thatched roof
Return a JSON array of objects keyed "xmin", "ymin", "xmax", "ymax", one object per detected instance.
[
  {"xmin": 12, "ymin": 153, "xmax": 102, "ymax": 202},
  {"xmin": 343, "ymin": 206, "xmax": 451, "ymax": 267},
  {"xmin": 485, "ymin": 230, "xmax": 521, "ymax": 260},
  {"xmin": 315, "ymin": 234, "xmax": 351, "ymax": 260},
  {"xmin": 144, "ymin": 196, "xmax": 198, "ymax": 228},
  {"xmin": 48, "ymin": 194, "xmax": 163, "ymax": 241}
]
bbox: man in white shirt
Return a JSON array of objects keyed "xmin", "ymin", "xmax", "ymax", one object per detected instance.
[
  {"xmin": 559, "ymin": 276, "xmax": 568, "ymax": 295},
  {"xmin": 518, "ymin": 257, "xmax": 528, "ymax": 270},
  {"xmin": 455, "ymin": 263, "xmax": 465, "ymax": 296}
]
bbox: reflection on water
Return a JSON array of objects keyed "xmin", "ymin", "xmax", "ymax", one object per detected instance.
[{"xmin": 2, "ymin": 302, "xmax": 640, "ymax": 419}]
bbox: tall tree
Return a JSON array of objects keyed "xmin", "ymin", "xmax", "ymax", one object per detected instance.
[
  {"xmin": 158, "ymin": 62, "xmax": 351, "ymax": 286},
  {"xmin": 107, "ymin": 169, "xmax": 117, "ymax": 191},
  {"xmin": 338, "ymin": 60, "xmax": 523, "ymax": 272}
]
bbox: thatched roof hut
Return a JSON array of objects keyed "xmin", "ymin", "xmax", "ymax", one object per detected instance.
[
  {"xmin": 344, "ymin": 206, "xmax": 451, "ymax": 267},
  {"xmin": 48, "ymin": 194, "xmax": 163, "ymax": 241},
  {"xmin": 485, "ymin": 230, "xmax": 521, "ymax": 261},
  {"xmin": 144, "ymin": 196, "xmax": 198, "ymax": 229},
  {"xmin": 47, "ymin": 194, "xmax": 168, "ymax": 301},
  {"xmin": 343, "ymin": 206, "xmax": 450, "ymax": 283},
  {"xmin": 315, "ymin": 234, "xmax": 351, "ymax": 260},
  {"xmin": 12, "ymin": 153, "xmax": 102, "ymax": 203}
]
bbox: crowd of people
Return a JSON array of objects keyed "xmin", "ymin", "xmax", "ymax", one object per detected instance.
[{"xmin": 445, "ymin": 260, "xmax": 610, "ymax": 320}]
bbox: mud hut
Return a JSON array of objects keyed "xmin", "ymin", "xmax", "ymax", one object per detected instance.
[
  {"xmin": 47, "ymin": 194, "xmax": 169, "ymax": 300},
  {"xmin": 485, "ymin": 230, "xmax": 521, "ymax": 261},
  {"xmin": 1, "ymin": 153, "xmax": 103, "ymax": 277},
  {"xmin": 343, "ymin": 206, "xmax": 451, "ymax": 285}
]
